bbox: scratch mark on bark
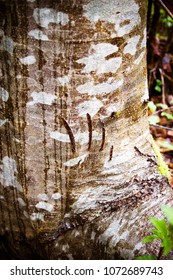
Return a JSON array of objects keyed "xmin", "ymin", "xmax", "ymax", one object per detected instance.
[
  {"xmin": 109, "ymin": 145, "xmax": 114, "ymax": 161},
  {"xmin": 99, "ymin": 121, "xmax": 105, "ymax": 151},
  {"xmin": 61, "ymin": 117, "xmax": 76, "ymax": 153},
  {"xmin": 87, "ymin": 113, "xmax": 92, "ymax": 150}
]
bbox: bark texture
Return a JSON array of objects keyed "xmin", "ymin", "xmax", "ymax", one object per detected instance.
[{"xmin": 0, "ymin": 0, "xmax": 173, "ymax": 259}]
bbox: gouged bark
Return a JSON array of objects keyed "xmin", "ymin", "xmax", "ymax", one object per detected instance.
[{"xmin": 0, "ymin": 0, "xmax": 173, "ymax": 259}]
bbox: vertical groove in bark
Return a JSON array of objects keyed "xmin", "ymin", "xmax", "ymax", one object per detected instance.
[{"xmin": 0, "ymin": 0, "xmax": 39, "ymax": 258}]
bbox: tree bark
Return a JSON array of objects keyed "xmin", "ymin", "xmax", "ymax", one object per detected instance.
[{"xmin": 0, "ymin": 0, "xmax": 173, "ymax": 259}]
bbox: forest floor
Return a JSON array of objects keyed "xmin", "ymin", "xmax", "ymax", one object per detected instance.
[{"xmin": 147, "ymin": 1, "xmax": 173, "ymax": 187}]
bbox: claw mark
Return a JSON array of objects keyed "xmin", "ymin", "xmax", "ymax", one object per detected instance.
[
  {"xmin": 61, "ymin": 117, "xmax": 76, "ymax": 153},
  {"xmin": 87, "ymin": 113, "xmax": 92, "ymax": 150},
  {"xmin": 109, "ymin": 145, "xmax": 114, "ymax": 161},
  {"xmin": 99, "ymin": 121, "xmax": 105, "ymax": 151}
]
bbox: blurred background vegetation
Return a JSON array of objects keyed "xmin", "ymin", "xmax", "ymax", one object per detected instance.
[{"xmin": 147, "ymin": 0, "xmax": 173, "ymax": 180}]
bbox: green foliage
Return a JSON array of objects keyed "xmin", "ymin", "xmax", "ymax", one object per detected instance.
[
  {"xmin": 157, "ymin": 140, "xmax": 173, "ymax": 151},
  {"xmin": 136, "ymin": 255, "xmax": 156, "ymax": 260},
  {"xmin": 161, "ymin": 112, "xmax": 173, "ymax": 120},
  {"xmin": 148, "ymin": 101, "xmax": 157, "ymax": 113},
  {"xmin": 156, "ymin": 103, "xmax": 168, "ymax": 110},
  {"xmin": 148, "ymin": 101, "xmax": 161, "ymax": 125},
  {"xmin": 160, "ymin": 9, "xmax": 173, "ymax": 28},
  {"xmin": 154, "ymin": 79, "xmax": 162, "ymax": 93},
  {"xmin": 148, "ymin": 115, "xmax": 160, "ymax": 125},
  {"xmin": 151, "ymin": 136, "xmax": 171, "ymax": 181},
  {"xmin": 137, "ymin": 206, "xmax": 173, "ymax": 259}
]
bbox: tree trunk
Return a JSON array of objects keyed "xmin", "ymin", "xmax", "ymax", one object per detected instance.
[{"xmin": 0, "ymin": 0, "xmax": 173, "ymax": 259}]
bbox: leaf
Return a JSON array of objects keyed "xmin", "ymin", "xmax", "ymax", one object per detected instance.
[
  {"xmin": 135, "ymin": 255, "xmax": 157, "ymax": 260},
  {"xmin": 149, "ymin": 217, "xmax": 168, "ymax": 238},
  {"xmin": 155, "ymin": 85, "xmax": 162, "ymax": 92},
  {"xmin": 150, "ymin": 229, "xmax": 163, "ymax": 239},
  {"xmin": 156, "ymin": 79, "xmax": 162, "ymax": 86},
  {"xmin": 142, "ymin": 235, "xmax": 158, "ymax": 243},
  {"xmin": 161, "ymin": 236, "xmax": 173, "ymax": 255},
  {"xmin": 148, "ymin": 101, "xmax": 157, "ymax": 113},
  {"xmin": 157, "ymin": 140, "xmax": 173, "ymax": 151},
  {"xmin": 156, "ymin": 103, "xmax": 168, "ymax": 109},
  {"xmin": 155, "ymin": 80, "xmax": 162, "ymax": 92},
  {"xmin": 161, "ymin": 206, "xmax": 173, "ymax": 226},
  {"xmin": 167, "ymin": 21, "xmax": 173, "ymax": 27},
  {"xmin": 151, "ymin": 229, "xmax": 163, "ymax": 239},
  {"xmin": 148, "ymin": 115, "xmax": 160, "ymax": 125},
  {"xmin": 167, "ymin": 16, "xmax": 173, "ymax": 24},
  {"xmin": 168, "ymin": 224, "xmax": 173, "ymax": 236},
  {"xmin": 161, "ymin": 112, "xmax": 173, "ymax": 120}
]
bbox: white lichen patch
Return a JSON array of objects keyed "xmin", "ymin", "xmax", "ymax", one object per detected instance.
[
  {"xmin": 141, "ymin": 80, "xmax": 149, "ymax": 103},
  {"xmin": 75, "ymin": 131, "xmax": 89, "ymax": 145},
  {"xmin": 75, "ymin": 130, "xmax": 102, "ymax": 145},
  {"xmin": 140, "ymin": 28, "xmax": 146, "ymax": 48},
  {"xmin": 102, "ymin": 151, "xmax": 132, "ymax": 176},
  {"xmin": 14, "ymin": 137, "xmax": 20, "ymax": 143},
  {"xmin": 64, "ymin": 154, "xmax": 88, "ymax": 167},
  {"xmin": 77, "ymin": 98, "xmax": 103, "ymax": 117},
  {"xmin": 72, "ymin": 188, "xmax": 98, "ymax": 213},
  {"xmin": 30, "ymin": 212, "xmax": 45, "ymax": 222},
  {"xmin": 134, "ymin": 51, "xmax": 145, "ymax": 65},
  {"xmin": 124, "ymin": 36, "xmax": 140, "ymax": 56},
  {"xmin": 50, "ymin": 131, "xmax": 71, "ymax": 143},
  {"xmin": 50, "ymin": 130, "xmax": 102, "ymax": 145},
  {"xmin": 73, "ymin": 230, "xmax": 80, "ymax": 237},
  {"xmin": 77, "ymin": 43, "xmax": 121, "ymax": 74},
  {"xmin": 72, "ymin": 186, "xmax": 115, "ymax": 214},
  {"xmin": 100, "ymin": 102, "xmax": 123, "ymax": 119},
  {"xmin": 98, "ymin": 220, "xmax": 130, "ymax": 253},
  {"xmin": 23, "ymin": 211, "xmax": 30, "ymax": 219},
  {"xmin": 134, "ymin": 242, "xmax": 143, "ymax": 250},
  {"xmin": 98, "ymin": 219, "xmax": 121, "ymax": 245},
  {"xmin": 83, "ymin": 0, "xmax": 140, "ymax": 37},
  {"xmin": 37, "ymin": 193, "xmax": 49, "ymax": 201},
  {"xmin": 120, "ymin": 248, "xmax": 134, "ymax": 259},
  {"xmin": 28, "ymin": 91, "xmax": 57, "ymax": 106},
  {"xmin": 0, "ymin": 156, "xmax": 22, "ymax": 192},
  {"xmin": 104, "ymin": 151, "xmax": 132, "ymax": 168},
  {"xmin": 33, "ymin": 8, "xmax": 69, "ymax": 28},
  {"xmin": 51, "ymin": 192, "xmax": 61, "ymax": 200},
  {"xmin": 56, "ymin": 75, "xmax": 70, "ymax": 86},
  {"xmin": 0, "ymin": 34, "xmax": 15, "ymax": 55},
  {"xmin": 19, "ymin": 55, "xmax": 36, "ymax": 65},
  {"xmin": 0, "ymin": 87, "xmax": 9, "ymax": 102},
  {"xmin": 35, "ymin": 201, "xmax": 54, "ymax": 212},
  {"xmin": 0, "ymin": 119, "xmax": 8, "ymax": 127},
  {"xmin": 28, "ymin": 29, "xmax": 49, "ymax": 41},
  {"xmin": 17, "ymin": 197, "xmax": 26, "ymax": 207},
  {"xmin": 77, "ymin": 79, "xmax": 123, "ymax": 96},
  {"xmin": 62, "ymin": 244, "xmax": 70, "ymax": 252},
  {"xmin": 91, "ymin": 231, "xmax": 96, "ymax": 241},
  {"xmin": 0, "ymin": 29, "xmax": 3, "ymax": 37}
]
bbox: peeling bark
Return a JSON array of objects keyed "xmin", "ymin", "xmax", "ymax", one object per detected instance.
[{"xmin": 0, "ymin": 0, "xmax": 173, "ymax": 259}]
